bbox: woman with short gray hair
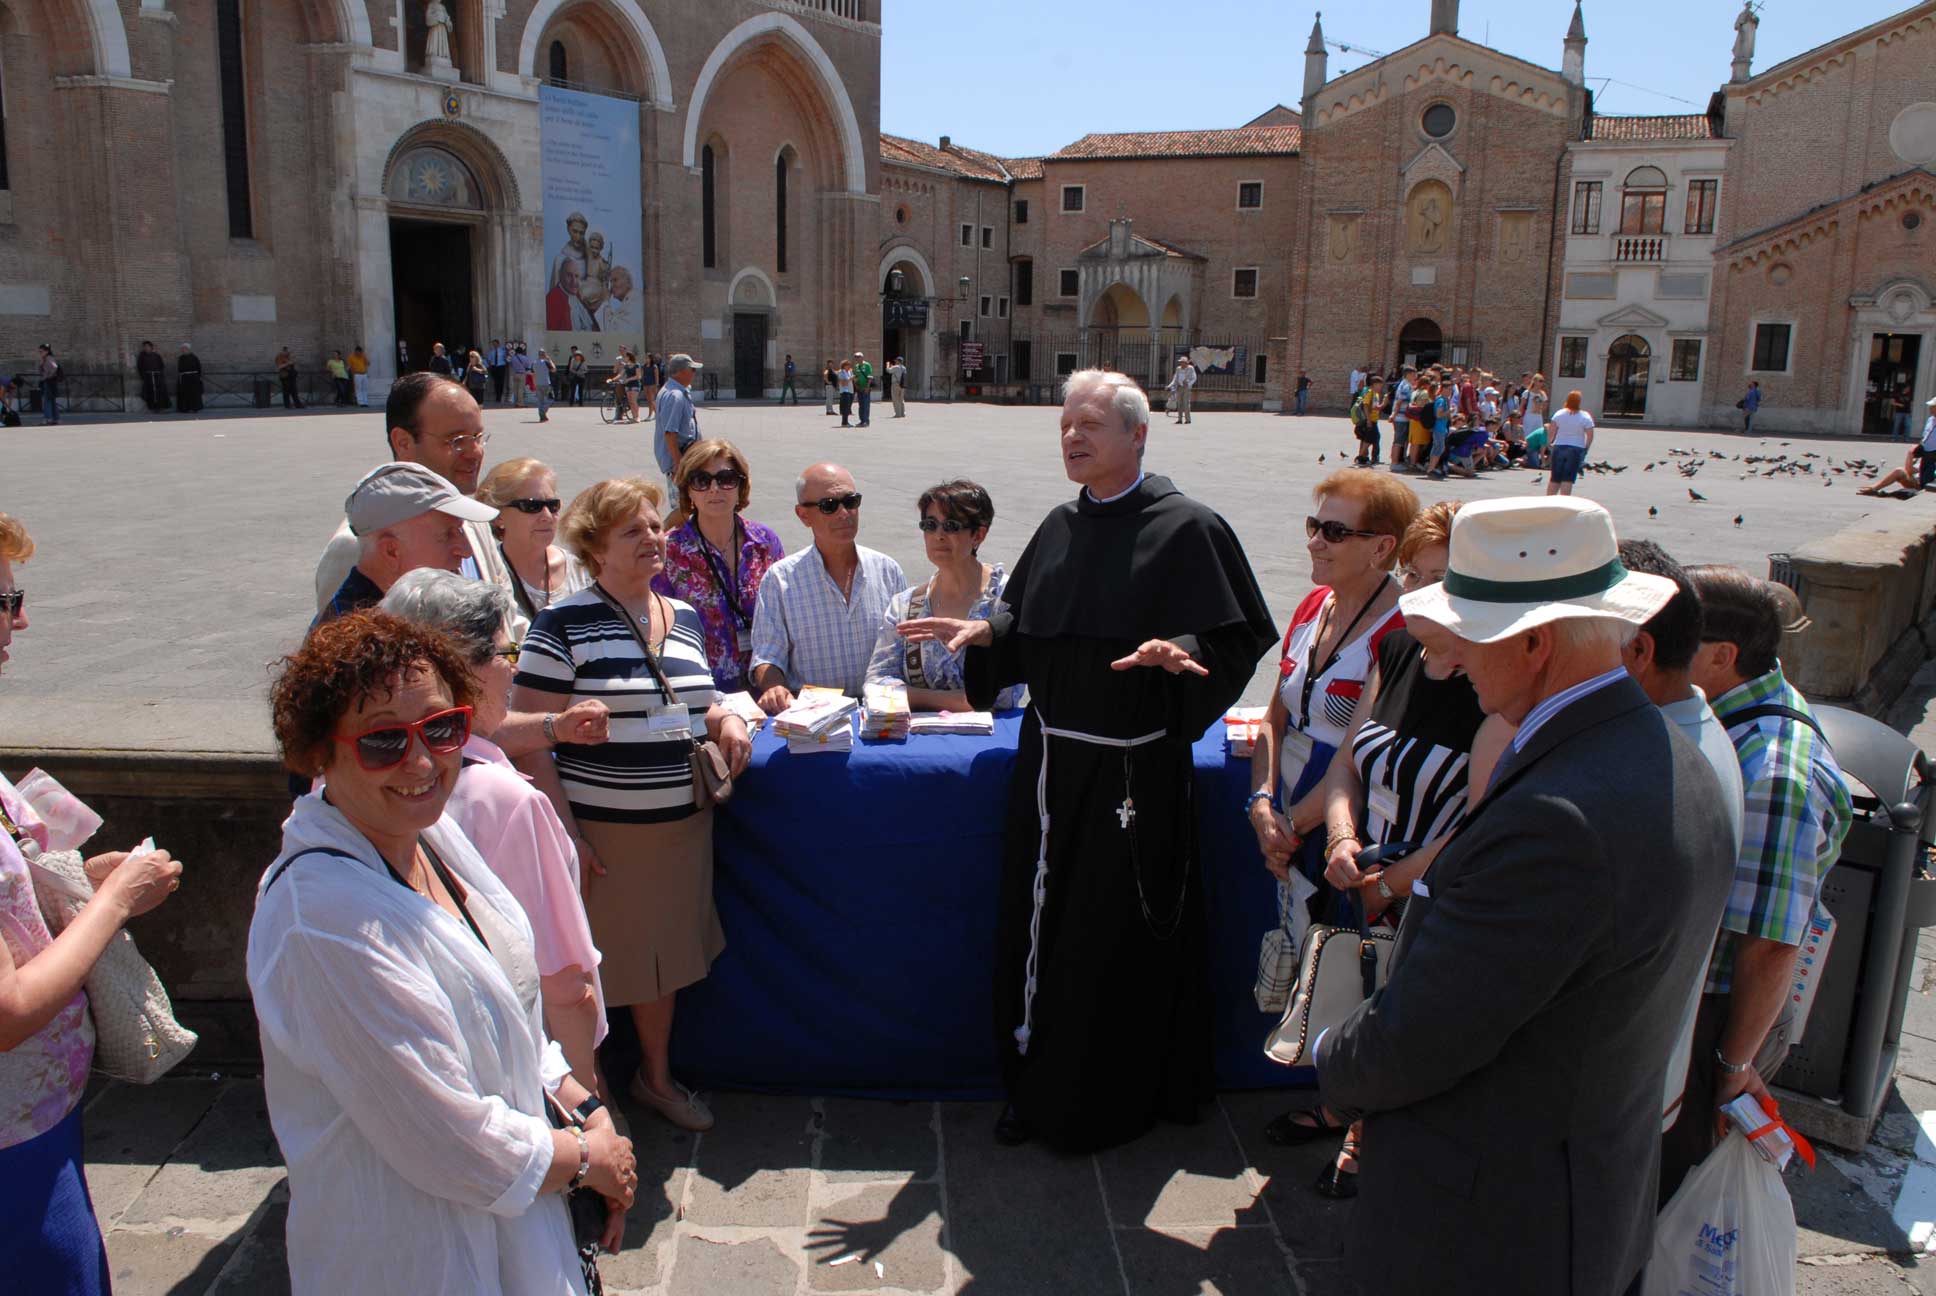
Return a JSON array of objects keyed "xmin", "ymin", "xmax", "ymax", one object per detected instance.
[{"xmin": 378, "ymin": 570, "xmax": 608, "ymax": 1098}]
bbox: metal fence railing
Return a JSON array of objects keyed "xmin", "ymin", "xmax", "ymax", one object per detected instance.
[
  {"xmin": 941, "ymin": 330, "xmax": 1271, "ymax": 403},
  {"xmin": 9, "ymin": 371, "xmax": 129, "ymax": 415}
]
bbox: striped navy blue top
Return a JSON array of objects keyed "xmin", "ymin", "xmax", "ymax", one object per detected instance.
[{"xmin": 515, "ymin": 589, "xmax": 717, "ymax": 825}]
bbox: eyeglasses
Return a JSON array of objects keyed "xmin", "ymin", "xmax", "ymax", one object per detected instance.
[
  {"xmin": 1306, "ymin": 517, "xmax": 1384, "ymax": 543},
  {"xmin": 0, "ymin": 589, "xmax": 23, "ymax": 616},
  {"xmin": 332, "ymin": 705, "xmax": 473, "ymax": 771},
  {"xmin": 686, "ymin": 469, "xmax": 744, "ymax": 493},
  {"xmin": 918, "ymin": 517, "xmax": 974, "ymax": 534},
  {"xmin": 807, "ymin": 493, "xmax": 864, "ymax": 515},
  {"xmin": 504, "ymin": 497, "xmax": 561, "ymax": 515},
  {"xmin": 439, "ymin": 432, "xmax": 491, "ymax": 453}
]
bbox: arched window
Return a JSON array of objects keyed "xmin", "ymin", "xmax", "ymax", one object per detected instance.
[
  {"xmin": 775, "ymin": 151, "xmax": 789, "ymax": 274},
  {"xmin": 1620, "ymin": 165, "xmax": 1667, "ymax": 235},
  {"xmin": 701, "ymin": 144, "xmax": 717, "ymax": 269},
  {"xmin": 1624, "ymin": 165, "xmax": 1668, "ymax": 189},
  {"xmin": 547, "ymin": 40, "xmax": 567, "ymax": 86}
]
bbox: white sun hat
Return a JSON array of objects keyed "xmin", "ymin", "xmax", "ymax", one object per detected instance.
[{"xmin": 1399, "ymin": 496, "xmax": 1677, "ymax": 644}]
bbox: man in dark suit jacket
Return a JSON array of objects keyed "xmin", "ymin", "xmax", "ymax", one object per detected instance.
[{"xmin": 1316, "ymin": 497, "xmax": 1736, "ymax": 1296}]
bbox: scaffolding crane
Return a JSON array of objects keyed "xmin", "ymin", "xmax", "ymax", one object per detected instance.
[{"xmin": 1326, "ymin": 36, "xmax": 1388, "ymax": 60}]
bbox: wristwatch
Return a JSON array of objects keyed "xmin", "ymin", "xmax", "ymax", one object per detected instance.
[
  {"xmin": 1376, "ymin": 876, "xmax": 1396, "ymax": 901},
  {"xmin": 1713, "ymin": 1048, "xmax": 1750, "ymax": 1076},
  {"xmin": 567, "ymin": 1128, "xmax": 590, "ymax": 1191},
  {"xmin": 574, "ymin": 1095, "xmax": 605, "ymax": 1124},
  {"xmin": 542, "ymin": 712, "xmax": 559, "ymax": 744}
]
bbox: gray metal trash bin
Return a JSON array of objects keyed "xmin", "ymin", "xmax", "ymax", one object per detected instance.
[{"xmin": 1776, "ymin": 706, "xmax": 1936, "ymax": 1121}]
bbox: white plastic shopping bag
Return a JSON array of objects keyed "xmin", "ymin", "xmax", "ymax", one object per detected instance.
[{"xmin": 1642, "ymin": 1127, "xmax": 1795, "ymax": 1296}]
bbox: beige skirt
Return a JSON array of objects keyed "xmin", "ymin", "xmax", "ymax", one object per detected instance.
[{"xmin": 577, "ymin": 811, "xmax": 725, "ymax": 1006}]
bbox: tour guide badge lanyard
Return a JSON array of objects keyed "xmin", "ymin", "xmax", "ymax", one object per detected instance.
[{"xmin": 1281, "ymin": 578, "xmax": 1391, "ymax": 791}]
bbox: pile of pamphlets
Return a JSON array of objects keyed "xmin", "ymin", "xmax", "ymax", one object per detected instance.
[
  {"xmin": 1224, "ymin": 706, "xmax": 1267, "ymax": 757},
  {"xmin": 858, "ymin": 682, "xmax": 911, "ymax": 741},
  {"xmin": 907, "ymin": 710, "xmax": 995, "ymax": 737},
  {"xmin": 715, "ymin": 691, "xmax": 767, "ymax": 737},
  {"xmin": 773, "ymin": 688, "xmax": 858, "ymax": 754}
]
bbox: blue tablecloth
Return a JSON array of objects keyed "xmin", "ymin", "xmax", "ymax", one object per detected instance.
[{"xmin": 667, "ymin": 712, "xmax": 1306, "ymax": 1098}]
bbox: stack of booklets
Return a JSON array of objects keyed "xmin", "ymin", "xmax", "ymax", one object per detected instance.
[
  {"xmin": 908, "ymin": 710, "xmax": 995, "ymax": 737},
  {"xmin": 858, "ymin": 682, "xmax": 911, "ymax": 741},
  {"xmin": 773, "ymin": 688, "xmax": 858, "ymax": 754},
  {"xmin": 1224, "ymin": 706, "xmax": 1267, "ymax": 757}
]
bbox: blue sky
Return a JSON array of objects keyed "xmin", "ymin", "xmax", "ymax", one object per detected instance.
[{"xmin": 881, "ymin": 0, "xmax": 1911, "ymax": 157}]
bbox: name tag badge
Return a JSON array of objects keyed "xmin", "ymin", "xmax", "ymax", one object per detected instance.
[
  {"xmin": 1366, "ymin": 784, "xmax": 1401, "ymax": 834},
  {"xmin": 646, "ymin": 703, "xmax": 689, "ymax": 734},
  {"xmin": 1279, "ymin": 726, "xmax": 1316, "ymax": 795}
]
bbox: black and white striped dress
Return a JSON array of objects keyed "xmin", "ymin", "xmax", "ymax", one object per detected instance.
[
  {"xmin": 1350, "ymin": 629, "xmax": 1487, "ymax": 848},
  {"xmin": 515, "ymin": 589, "xmax": 717, "ymax": 825}
]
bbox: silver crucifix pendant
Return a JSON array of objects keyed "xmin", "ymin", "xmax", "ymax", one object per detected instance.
[{"xmin": 1117, "ymin": 797, "xmax": 1136, "ymax": 830}]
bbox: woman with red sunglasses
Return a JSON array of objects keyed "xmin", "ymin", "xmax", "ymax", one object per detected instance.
[{"xmin": 252, "ymin": 612, "xmax": 635, "ymax": 1293}]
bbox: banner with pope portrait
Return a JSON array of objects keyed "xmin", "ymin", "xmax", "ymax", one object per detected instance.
[{"xmin": 539, "ymin": 85, "xmax": 643, "ymax": 368}]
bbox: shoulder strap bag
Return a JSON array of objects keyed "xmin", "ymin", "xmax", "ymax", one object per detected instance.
[
  {"xmin": 1718, "ymin": 702, "xmax": 1828, "ymax": 745},
  {"xmin": 592, "ymin": 586, "xmax": 732, "ymax": 809},
  {"xmin": 1263, "ymin": 884, "xmax": 1397, "ymax": 1068}
]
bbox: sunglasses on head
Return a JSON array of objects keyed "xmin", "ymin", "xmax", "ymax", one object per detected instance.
[
  {"xmin": 1306, "ymin": 517, "xmax": 1383, "ymax": 543},
  {"xmin": 807, "ymin": 493, "xmax": 863, "ymax": 515},
  {"xmin": 0, "ymin": 589, "xmax": 23, "ymax": 616},
  {"xmin": 332, "ymin": 705, "xmax": 473, "ymax": 772},
  {"xmin": 686, "ymin": 469, "xmax": 743, "ymax": 492},
  {"xmin": 505, "ymin": 498, "xmax": 561, "ymax": 514},
  {"xmin": 918, "ymin": 517, "xmax": 974, "ymax": 534}
]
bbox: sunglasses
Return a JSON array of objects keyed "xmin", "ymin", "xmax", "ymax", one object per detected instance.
[
  {"xmin": 918, "ymin": 517, "xmax": 975, "ymax": 534},
  {"xmin": 1306, "ymin": 517, "xmax": 1384, "ymax": 543},
  {"xmin": 332, "ymin": 705, "xmax": 473, "ymax": 772},
  {"xmin": 0, "ymin": 589, "xmax": 22, "ymax": 616},
  {"xmin": 486, "ymin": 645, "xmax": 520, "ymax": 666},
  {"xmin": 504, "ymin": 498, "xmax": 561, "ymax": 515},
  {"xmin": 686, "ymin": 469, "xmax": 743, "ymax": 492},
  {"xmin": 807, "ymin": 493, "xmax": 864, "ymax": 515}
]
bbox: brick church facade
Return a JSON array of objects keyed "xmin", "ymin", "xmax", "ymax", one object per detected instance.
[{"xmin": 3, "ymin": 0, "xmax": 1930, "ymax": 432}]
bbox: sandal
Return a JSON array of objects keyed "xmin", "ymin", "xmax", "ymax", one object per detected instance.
[
  {"xmin": 1264, "ymin": 1105, "xmax": 1349, "ymax": 1146},
  {"xmin": 1314, "ymin": 1139, "xmax": 1361, "ymax": 1199}
]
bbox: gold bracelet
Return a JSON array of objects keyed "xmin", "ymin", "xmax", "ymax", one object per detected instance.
[{"xmin": 1324, "ymin": 826, "xmax": 1357, "ymax": 852}]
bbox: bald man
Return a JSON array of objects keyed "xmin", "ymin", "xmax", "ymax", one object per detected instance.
[{"xmin": 747, "ymin": 462, "xmax": 906, "ymax": 713}]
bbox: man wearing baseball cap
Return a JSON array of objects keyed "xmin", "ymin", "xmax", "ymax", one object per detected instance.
[
  {"xmin": 1312, "ymin": 497, "xmax": 1736, "ymax": 1296},
  {"xmin": 314, "ymin": 462, "xmax": 499, "ymax": 627},
  {"xmin": 654, "ymin": 353, "xmax": 703, "ymax": 512}
]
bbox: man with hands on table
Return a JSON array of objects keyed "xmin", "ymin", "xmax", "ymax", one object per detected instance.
[
  {"xmin": 748, "ymin": 462, "xmax": 906, "ymax": 714},
  {"xmin": 898, "ymin": 369, "xmax": 1275, "ymax": 1154}
]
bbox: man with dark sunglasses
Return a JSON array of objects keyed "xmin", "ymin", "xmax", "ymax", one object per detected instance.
[
  {"xmin": 896, "ymin": 368, "xmax": 1275, "ymax": 1154},
  {"xmin": 747, "ymin": 462, "xmax": 906, "ymax": 714}
]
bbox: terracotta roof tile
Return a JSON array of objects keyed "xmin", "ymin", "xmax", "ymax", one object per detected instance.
[
  {"xmin": 878, "ymin": 133, "xmax": 1011, "ymax": 181},
  {"xmin": 1047, "ymin": 125, "xmax": 1301, "ymax": 160},
  {"xmin": 1003, "ymin": 156, "xmax": 1045, "ymax": 180},
  {"xmin": 1587, "ymin": 114, "xmax": 1719, "ymax": 142}
]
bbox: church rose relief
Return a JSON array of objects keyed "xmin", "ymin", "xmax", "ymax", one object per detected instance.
[
  {"xmin": 1328, "ymin": 214, "xmax": 1360, "ymax": 263},
  {"xmin": 1407, "ymin": 180, "xmax": 1453, "ymax": 255}
]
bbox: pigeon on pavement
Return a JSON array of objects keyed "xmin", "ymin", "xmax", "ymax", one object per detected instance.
[{"xmin": 1688, "ymin": 489, "xmax": 1706, "ymax": 502}]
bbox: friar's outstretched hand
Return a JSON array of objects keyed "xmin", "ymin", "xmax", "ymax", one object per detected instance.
[
  {"xmin": 897, "ymin": 616, "xmax": 992, "ymax": 654},
  {"xmin": 1110, "ymin": 639, "xmax": 1209, "ymax": 676}
]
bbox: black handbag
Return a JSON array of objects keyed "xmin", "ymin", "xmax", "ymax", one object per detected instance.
[{"xmin": 545, "ymin": 1092, "xmax": 607, "ymax": 1295}]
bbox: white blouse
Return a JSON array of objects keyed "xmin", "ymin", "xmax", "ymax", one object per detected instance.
[{"xmin": 247, "ymin": 793, "xmax": 584, "ymax": 1296}]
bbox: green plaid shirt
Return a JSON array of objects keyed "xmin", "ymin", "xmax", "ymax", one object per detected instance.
[{"xmin": 1704, "ymin": 667, "xmax": 1852, "ymax": 995}]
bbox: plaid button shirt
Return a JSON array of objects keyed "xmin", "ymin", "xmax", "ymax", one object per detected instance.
[
  {"xmin": 750, "ymin": 542, "xmax": 907, "ymax": 696},
  {"xmin": 1704, "ymin": 667, "xmax": 1853, "ymax": 995}
]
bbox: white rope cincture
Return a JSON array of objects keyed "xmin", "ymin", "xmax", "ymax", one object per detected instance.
[{"xmin": 1014, "ymin": 711, "xmax": 1167, "ymax": 1057}]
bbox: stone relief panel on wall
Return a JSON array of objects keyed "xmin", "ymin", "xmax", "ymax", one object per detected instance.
[
  {"xmin": 1328, "ymin": 213, "xmax": 1361, "ymax": 263},
  {"xmin": 1498, "ymin": 211, "xmax": 1533, "ymax": 264},
  {"xmin": 1408, "ymin": 180, "xmax": 1453, "ymax": 255}
]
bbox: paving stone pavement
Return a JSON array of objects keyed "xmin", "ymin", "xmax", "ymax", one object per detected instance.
[{"xmin": 0, "ymin": 398, "xmax": 1913, "ymax": 752}]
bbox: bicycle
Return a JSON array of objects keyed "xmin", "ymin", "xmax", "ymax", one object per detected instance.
[{"xmin": 598, "ymin": 383, "xmax": 620, "ymax": 424}]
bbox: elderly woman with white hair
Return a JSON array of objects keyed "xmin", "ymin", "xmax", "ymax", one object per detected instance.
[{"xmin": 378, "ymin": 570, "xmax": 607, "ymax": 1099}]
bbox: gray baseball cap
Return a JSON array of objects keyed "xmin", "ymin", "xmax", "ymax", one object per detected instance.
[
  {"xmin": 667, "ymin": 352, "xmax": 702, "ymax": 372},
  {"xmin": 346, "ymin": 462, "xmax": 498, "ymax": 536}
]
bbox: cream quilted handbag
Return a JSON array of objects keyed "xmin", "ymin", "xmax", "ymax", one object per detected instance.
[
  {"xmin": 26, "ymin": 847, "xmax": 198, "ymax": 1083},
  {"xmin": 1263, "ymin": 896, "xmax": 1394, "ymax": 1068}
]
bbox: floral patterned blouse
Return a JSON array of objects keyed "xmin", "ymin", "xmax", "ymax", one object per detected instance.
[
  {"xmin": 652, "ymin": 515, "xmax": 785, "ymax": 693},
  {"xmin": 0, "ymin": 775, "xmax": 93, "ymax": 1149},
  {"xmin": 865, "ymin": 564, "xmax": 1024, "ymax": 709}
]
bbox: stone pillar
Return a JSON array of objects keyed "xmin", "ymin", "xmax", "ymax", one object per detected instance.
[{"xmin": 354, "ymin": 197, "xmax": 399, "ymax": 389}]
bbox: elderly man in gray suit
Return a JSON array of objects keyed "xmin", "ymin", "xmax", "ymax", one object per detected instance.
[{"xmin": 1315, "ymin": 496, "xmax": 1736, "ymax": 1296}]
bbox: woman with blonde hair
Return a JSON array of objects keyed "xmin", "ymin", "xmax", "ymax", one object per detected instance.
[
  {"xmin": 477, "ymin": 457, "xmax": 590, "ymax": 624},
  {"xmin": 1268, "ymin": 500, "xmax": 1514, "ymax": 1193},
  {"xmin": 652, "ymin": 439, "xmax": 784, "ymax": 693},
  {"xmin": 512, "ymin": 478, "xmax": 752, "ymax": 1132}
]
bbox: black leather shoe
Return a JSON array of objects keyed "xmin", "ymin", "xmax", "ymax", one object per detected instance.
[
  {"xmin": 994, "ymin": 1102, "xmax": 1032, "ymax": 1146},
  {"xmin": 1264, "ymin": 1107, "xmax": 1348, "ymax": 1146},
  {"xmin": 1314, "ymin": 1142, "xmax": 1361, "ymax": 1199}
]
